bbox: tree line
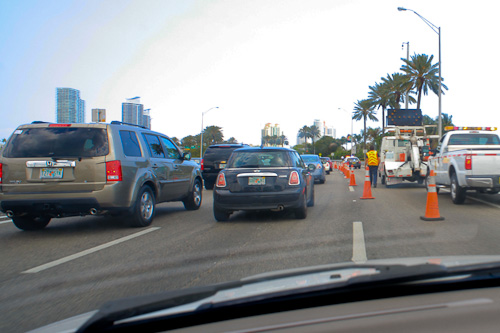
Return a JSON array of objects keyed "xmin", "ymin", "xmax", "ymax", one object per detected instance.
[{"xmin": 353, "ymin": 53, "xmax": 449, "ymax": 151}]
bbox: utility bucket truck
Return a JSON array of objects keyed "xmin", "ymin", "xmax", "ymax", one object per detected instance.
[{"xmin": 378, "ymin": 125, "xmax": 439, "ymax": 187}]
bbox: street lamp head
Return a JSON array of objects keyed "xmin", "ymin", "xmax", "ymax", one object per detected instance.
[{"xmin": 397, "ymin": 7, "xmax": 407, "ymax": 11}]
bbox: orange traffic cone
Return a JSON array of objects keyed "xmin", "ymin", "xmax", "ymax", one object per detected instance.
[
  {"xmin": 349, "ymin": 166, "xmax": 357, "ymax": 186},
  {"xmin": 344, "ymin": 165, "xmax": 349, "ymax": 179},
  {"xmin": 420, "ymin": 170, "xmax": 445, "ymax": 221},
  {"xmin": 360, "ymin": 166, "xmax": 374, "ymax": 199},
  {"xmin": 333, "ymin": 161, "xmax": 338, "ymax": 170}
]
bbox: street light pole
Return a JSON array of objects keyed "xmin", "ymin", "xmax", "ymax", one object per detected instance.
[
  {"xmin": 402, "ymin": 41, "xmax": 410, "ymax": 110},
  {"xmin": 200, "ymin": 106, "xmax": 219, "ymax": 158},
  {"xmin": 398, "ymin": 7, "xmax": 443, "ymax": 138}
]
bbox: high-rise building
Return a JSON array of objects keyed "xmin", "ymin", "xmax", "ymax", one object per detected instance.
[
  {"xmin": 261, "ymin": 123, "xmax": 282, "ymax": 146},
  {"xmin": 91, "ymin": 109, "xmax": 106, "ymax": 122},
  {"xmin": 122, "ymin": 97, "xmax": 144, "ymax": 126},
  {"xmin": 56, "ymin": 88, "xmax": 85, "ymax": 123},
  {"xmin": 142, "ymin": 109, "xmax": 151, "ymax": 129}
]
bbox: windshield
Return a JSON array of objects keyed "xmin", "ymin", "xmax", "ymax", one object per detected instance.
[{"xmin": 2, "ymin": 1, "xmax": 500, "ymax": 332}]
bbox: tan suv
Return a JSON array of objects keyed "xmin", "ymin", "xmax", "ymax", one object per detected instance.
[{"xmin": 0, "ymin": 121, "xmax": 203, "ymax": 230}]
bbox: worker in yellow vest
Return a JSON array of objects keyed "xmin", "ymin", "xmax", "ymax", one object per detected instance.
[{"xmin": 365, "ymin": 145, "xmax": 380, "ymax": 188}]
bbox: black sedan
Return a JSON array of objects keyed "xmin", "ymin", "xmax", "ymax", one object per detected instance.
[{"xmin": 213, "ymin": 147, "xmax": 315, "ymax": 221}]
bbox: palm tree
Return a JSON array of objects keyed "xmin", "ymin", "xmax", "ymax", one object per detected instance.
[
  {"xmin": 309, "ymin": 125, "xmax": 321, "ymax": 154},
  {"xmin": 400, "ymin": 53, "xmax": 448, "ymax": 110},
  {"xmin": 381, "ymin": 73, "xmax": 415, "ymax": 110},
  {"xmin": 368, "ymin": 81, "xmax": 391, "ymax": 132},
  {"xmin": 298, "ymin": 126, "xmax": 311, "ymax": 152},
  {"xmin": 353, "ymin": 99, "xmax": 378, "ymax": 151},
  {"xmin": 203, "ymin": 125, "xmax": 224, "ymax": 146}
]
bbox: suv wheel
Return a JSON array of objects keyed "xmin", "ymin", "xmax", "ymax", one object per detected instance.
[
  {"xmin": 183, "ymin": 179, "xmax": 203, "ymax": 210},
  {"xmin": 12, "ymin": 215, "xmax": 51, "ymax": 231},
  {"xmin": 129, "ymin": 185, "xmax": 155, "ymax": 227}
]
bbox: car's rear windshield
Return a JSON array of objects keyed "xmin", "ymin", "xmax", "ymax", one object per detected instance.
[
  {"xmin": 301, "ymin": 155, "xmax": 319, "ymax": 162},
  {"xmin": 3, "ymin": 127, "xmax": 109, "ymax": 158},
  {"xmin": 228, "ymin": 151, "xmax": 289, "ymax": 168},
  {"xmin": 448, "ymin": 134, "xmax": 500, "ymax": 145}
]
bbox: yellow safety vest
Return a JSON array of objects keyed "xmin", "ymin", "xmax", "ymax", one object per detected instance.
[{"xmin": 366, "ymin": 150, "xmax": 379, "ymax": 166}]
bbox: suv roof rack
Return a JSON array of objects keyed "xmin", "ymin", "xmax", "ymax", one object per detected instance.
[
  {"xmin": 31, "ymin": 121, "xmax": 49, "ymax": 124},
  {"xmin": 110, "ymin": 121, "xmax": 148, "ymax": 129}
]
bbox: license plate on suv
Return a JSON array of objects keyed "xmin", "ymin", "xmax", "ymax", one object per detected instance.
[{"xmin": 40, "ymin": 168, "xmax": 64, "ymax": 179}]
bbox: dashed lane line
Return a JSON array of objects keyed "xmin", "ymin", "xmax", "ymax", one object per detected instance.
[
  {"xmin": 22, "ymin": 227, "xmax": 161, "ymax": 274},
  {"xmin": 352, "ymin": 222, "xmax": 367, "ymax": 263}
]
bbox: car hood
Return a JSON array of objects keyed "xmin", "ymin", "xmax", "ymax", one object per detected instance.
[{"xmin": 30, "ymin": 255, "xmax": 500, "ymax": 333}]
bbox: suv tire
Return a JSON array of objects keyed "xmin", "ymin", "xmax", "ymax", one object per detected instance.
[
  {"xmin": 183, "ymin": 179, "xmax": 203, "ymax": 210},
  {"xmin": 12, "ymin": 215, "xmax": 51, "ymax": 231},
  {"xmin": 129, "ymin": 185, "xmax": 155, "ymax": 227}
]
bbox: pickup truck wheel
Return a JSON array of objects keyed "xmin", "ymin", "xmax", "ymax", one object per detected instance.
[
  {"xmin": 183, "ymin": 179, "xmax": 203, "ymax": 210},
  {"xmin": 129, "ymin": 185, "xmax": 155, "ymax": 227},
  {"xmin": 12, "ymin": 215, "xmax": 51, "ymax": 231},
  {"xmin": 450, "ymin": 173, "xmax": 466, "ymax": 204}
]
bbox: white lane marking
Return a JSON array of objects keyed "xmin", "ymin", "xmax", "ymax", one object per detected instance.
[
  {"xmin": 352, "ymin": 222, "xmax": 367, "ymax": 263},
  {"xmin": 467, "ymin": 196, "xmax": 500, "ymax": 209},
  {"xmin": 22, "ymin": 227, "xmax": 161, "ymax": 274},
  {"xmin": 0, "ymin": 218, "xmax": 12, "ymax": 224},
  {"xmin": 349, "ymin": 186, "xmax": 354, "ymax": 192}
]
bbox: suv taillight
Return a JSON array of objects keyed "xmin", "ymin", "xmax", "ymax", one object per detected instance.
[
  {"xmin": 216, "ymin": 173, "xmax": 226, "ymax": 187},
  {"xmin": 106, "ymin": 160, "xmax": 122, "ymax": 181},
  {"xmin": 201, "ymin": 159, "xmax": 204, "ymax": 171},
  {"xmin": 289, "ymin": 171, "xmax": 300, "ymax": 185}
]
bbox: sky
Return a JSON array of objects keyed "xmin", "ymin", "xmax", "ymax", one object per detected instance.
[{"xmin": 2, "ymin": 0, "xmax": 500, "ymax": 146}]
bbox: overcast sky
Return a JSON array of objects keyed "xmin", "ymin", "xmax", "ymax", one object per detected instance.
[{"xmin": 2, "ymin": 0, "xmax": 500, "ymax": 145}]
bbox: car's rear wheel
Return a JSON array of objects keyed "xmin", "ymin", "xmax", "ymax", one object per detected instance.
[
  {"xmin": 213, "ymin": 205, "xmax": 231, "ymax": 222},
  {"xmin": 295, "ymin": 194, "xmax": 307, "ymax": 219},
  {"xmin": 12, "ymin": 215, "xmax": 51, "ymax": 231},
  {"xmin": 183, "ymin": 179, "xmax": 203, "ymax": 210},
  {"xmin": 129, "ymin": 185, "xmax": 155, "ymax": 227}
]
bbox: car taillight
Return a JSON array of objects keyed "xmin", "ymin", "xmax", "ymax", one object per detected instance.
[
  {"xmin": 201, "ymin": 159, "xmax": 204, "ymax": 171},
  {"xmin": 465, "ymin": 154, "xmax": 472, "ymax": 170},
  {"xmin": 106, "ymin": 160, "xmax": 122, "ymax": 181},
  {"xmin": 216, "ymin": 173, "xmax": 226, "ymax": 187},
  {"xmin": 289, "ymin": 171, "xmax": 300, "ymax": 185},
  {"xmin": 0, "ymin": 163, "xmax": 2, "ymax": 183},
  {"xmin": 316, "ymin": 163, "xmax": 322, "ymax": 169}
]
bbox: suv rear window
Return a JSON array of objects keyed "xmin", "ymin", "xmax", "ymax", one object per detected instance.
[{"xmin": 3, "ymin": 127, "xmax": 109, "ymax": 158}]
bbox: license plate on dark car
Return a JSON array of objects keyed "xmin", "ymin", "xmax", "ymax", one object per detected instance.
[{"xmin": 248, "ymin": 176, "xmax": 265, "ymax": 185}]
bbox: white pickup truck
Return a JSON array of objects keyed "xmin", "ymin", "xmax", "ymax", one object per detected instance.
[{"xmin": 428, "ymin": 127, "xmax": 500, "ymax": 204}]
